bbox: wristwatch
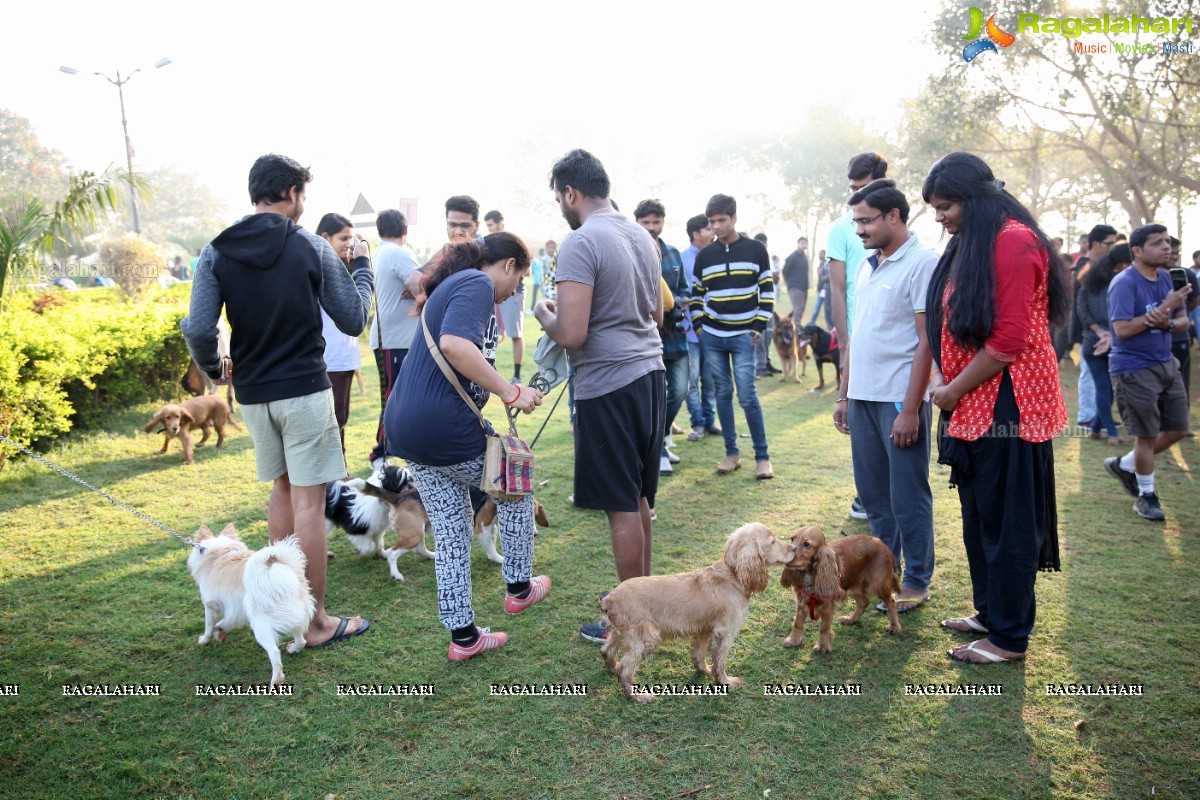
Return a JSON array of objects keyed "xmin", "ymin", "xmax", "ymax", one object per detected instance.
[{"xmin": 1167, "ymin": 317, "xmax": 1177, "ymax": 333}]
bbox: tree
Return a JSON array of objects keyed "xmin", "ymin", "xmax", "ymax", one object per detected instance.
[
  {"xmin": 707, "ymin": 106, "xmax": 879, "ymax": 242},
  {"xmin": 0, "ymin": 109, "xmax": 68, "ymax": 202},
  {"xmin": 930, "ymin": 0, "xmax": 1200, "ymax": 228},
  {"xmin": 0, "ymin": 168, "xmax": 130, "ymax": 304},
  {"xmin": 137, "ymin": 165, "xmax": 229, "ymax": 254}
]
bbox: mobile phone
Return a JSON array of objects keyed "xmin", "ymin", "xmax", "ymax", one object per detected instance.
[{"xmin": 1170, "ymin": 268, "xmax": 1188, "ymax": 291}]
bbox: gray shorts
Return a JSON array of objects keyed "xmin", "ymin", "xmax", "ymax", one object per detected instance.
[
  {"xmin": 497, "ymin": 293, "xmax": 524, "ymax": 339},
  {"xmin": 240, "ymin": 389, "xmax": 345, "ymax": 485},
  {"xmin": 1113, "ymin": 358, "xmax": 1188, "ymax": 438}
]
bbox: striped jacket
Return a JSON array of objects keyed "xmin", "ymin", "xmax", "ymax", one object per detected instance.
[{"xmin": 689, "ymin": 236, "xmax": 774, "ymax": 336}]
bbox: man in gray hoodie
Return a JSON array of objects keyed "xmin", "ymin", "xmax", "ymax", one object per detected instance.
[{"xmin": 182, "ymin": 153, "xmax": 374, "ymax": 648}]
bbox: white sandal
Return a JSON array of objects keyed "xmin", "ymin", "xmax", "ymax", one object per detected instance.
[
  {"xmin": 941, "ymin": 616, "xmax": 988, "ymax": 633},
  {"xmin": 949, "ymin": 640, "xmax": 1024, "ymax": 663}
]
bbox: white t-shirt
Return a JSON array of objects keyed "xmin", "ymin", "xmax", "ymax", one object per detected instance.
[{"xmin": 847, "ymin": 234, "xmax": 937, "ymax": 403}]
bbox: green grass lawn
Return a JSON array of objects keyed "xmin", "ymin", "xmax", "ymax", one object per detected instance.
[{"xmin": 1, "ymin": 320, "xmax": 1198, "ymax": 800}]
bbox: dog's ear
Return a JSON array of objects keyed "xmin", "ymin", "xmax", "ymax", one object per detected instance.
[
  {"xmin": 813, "ymin": 542, "xmax": 842, "ymax": 599},
  {"xmin": 144, "ymin": 409, "xmax": 165, "ymax": 432},
  {"xmin": 179, "ymin": 407, "xmax": 195, "ymax": 425},
  {"xmin": 219, "ymin": 523, "xmax": 239, "ymax": 539},
  {"xmin": 194, "ymin": 525, "xmax": 213, "ymax": 541},
  {"xmin": 534, "ymin": 502, "xmax": 550, "ymax": 528},
  {"xmin": 726, "ymin": 526, "xmax": 769, "ymax": 594}
]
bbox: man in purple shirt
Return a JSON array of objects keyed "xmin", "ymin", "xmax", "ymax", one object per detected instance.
[{"xmin": 1104, "ymin": 224, "xmax": 1192, "ymax": 521}]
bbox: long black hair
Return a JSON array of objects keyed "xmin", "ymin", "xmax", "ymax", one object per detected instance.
[
  {"xmin": 417, "ymin": 232, "xmax": 530, "ymax": 310},
  {"xmin": 1081, "ymin": 243, "xmax": 1132, "ymax": 296},
  {"xmin": 922, "ymin": 152, "xmax": 1070, "ymax": 353}
]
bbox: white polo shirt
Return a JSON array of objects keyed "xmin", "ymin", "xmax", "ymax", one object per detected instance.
[{"xmin": 847, "ymin": 233, "xmax": 938, "ymax": 403}]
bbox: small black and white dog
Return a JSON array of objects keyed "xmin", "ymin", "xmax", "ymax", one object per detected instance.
[{"xmin": 324, "ymin": 466, "xmax": 436, "ymax": 579}]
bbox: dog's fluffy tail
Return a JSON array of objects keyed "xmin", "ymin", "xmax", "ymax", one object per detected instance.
[{"xmin": 244, "ymin": 536, "xmax": 316, "ymax": 630}]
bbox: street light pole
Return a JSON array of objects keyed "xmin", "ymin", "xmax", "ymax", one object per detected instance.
[{"xmin": 59, "ymin": 58, "xmax": 171, "ymax": 235}]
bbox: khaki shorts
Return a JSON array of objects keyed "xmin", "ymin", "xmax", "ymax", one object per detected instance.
[
  {"xmin": 240, "ymin": 389, "xmax": 345, "ymax": 486},
  {"xmin": 1113, "ymin": 358, "xmax": 1188, "ymax": 438}
]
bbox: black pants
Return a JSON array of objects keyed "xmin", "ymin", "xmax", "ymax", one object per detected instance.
[
  {"xmin": 369, "ymin": 348, "xmax": 408, "ymax": 464},
  {"xmin": 956, "ymin": 372, "xmax": 1055, "ymax": 653}
]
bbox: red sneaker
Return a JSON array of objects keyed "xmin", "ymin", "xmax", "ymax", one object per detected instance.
[
  {"xmin": 447, "ymin": 628, "xmax": 508, "ymax": 662},
  {"xmin": 504, "ymin": 575, "xmax": 551, "ymax": 614}
]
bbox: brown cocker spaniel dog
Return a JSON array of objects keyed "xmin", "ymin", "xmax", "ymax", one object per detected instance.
[
  {"xmin": 144, "ymin": 395, "xmax": 240, "ymax": 465},
  {"xmin": 600, "ymin": 522, "xmax": 795, "ymax": 702},
  {"xmin": 780, "ymin": 527, "xmax": 901, "ymax": 653}
]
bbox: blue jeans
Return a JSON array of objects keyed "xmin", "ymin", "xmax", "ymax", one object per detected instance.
[
  {"xmin": 685, "ymin": 340, "xmax": 715, "ymax": 430},
  {"xmin": 848, "ymin": 399, "xmax": 934, "ymax": 593},
  {"xmin": 701, "ymin": 330, "xmax": 769, "ymax": 461},
  {"xmin": 663, "ymin": 354, "xmax": 689, "ymax": 447},
  {"xmin": 1077, "ymin": 356, "xmax": 1096, "ymax": 424},
  {"xmin": 753, "ymin": 316, "xmax": 775, "ymax": 371},
  {"xmin": 809, "ymin": 289, "xmax": 833, "ymax": 327},
  {"xmin": 1083, "ymin": 352, "xmax": 1118, "ymax": 437}
]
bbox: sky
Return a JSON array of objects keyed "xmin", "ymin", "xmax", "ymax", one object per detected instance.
[{"xmin": 4, "ymin": 0, "xmax": 1198, "ymax": 256}]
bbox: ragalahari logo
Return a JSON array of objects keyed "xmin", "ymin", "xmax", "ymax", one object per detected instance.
[{"xmin": 962, "ymin": 7, "xmax": 1017, "ymax": 61}]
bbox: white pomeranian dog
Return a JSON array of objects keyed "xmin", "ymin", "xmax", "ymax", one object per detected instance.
[{"xmin": 186, "ymin": 524, "xmax": 316, "ymax": 687}]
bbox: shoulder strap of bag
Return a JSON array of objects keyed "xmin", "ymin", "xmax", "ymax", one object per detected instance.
[{"xmin": 421, "ymin": 305, "xmax": 516, "ymax": 435}]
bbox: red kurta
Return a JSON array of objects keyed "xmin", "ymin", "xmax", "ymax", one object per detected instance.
[{"xmin": 941, "ymin": 219, "xmax": 1067, "ymax": 442}]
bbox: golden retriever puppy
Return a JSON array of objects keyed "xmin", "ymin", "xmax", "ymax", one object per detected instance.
[
  {"xmin": 600, "ymin": 522, "xmax": 795, "ymax": 703},
  {"xmin": 144, "ymin": 394, "xmax": 240, "ymax": 465},
  {"xmin": 780, "ymin": 526, "xmax": 901, "ymax": 653}
]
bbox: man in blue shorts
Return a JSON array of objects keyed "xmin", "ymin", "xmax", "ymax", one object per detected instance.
[{"xmin": 535, "ymin": 149, "xmax": 665, "ymax": 643}]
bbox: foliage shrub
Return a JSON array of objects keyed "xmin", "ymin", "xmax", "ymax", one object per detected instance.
[
  {"xmin": 0, "ymin": 284, "xmax": 192, "ymax": 468},
  {"xmin": 97, "ymin": 233, "xmax": 164, "ymax": 298}
]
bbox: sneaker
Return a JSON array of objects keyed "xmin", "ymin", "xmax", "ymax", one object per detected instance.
[
  {"xmin": 1134, "ymin": 492, "xmax": 1165, "ymax": 521},
  {"xmin": 580, "ymin": 620, "xmax": 609, "ymax": 643},
  {"xmin": 504, "ymin": 575, "xmax": 551, "ymax": 614},
  {"xmin": 665, "ymin": 436, "xmax": 676, "ymax": 450},
  {"xmin": 511, "ymin": 377, "xmax": 522, "ymax": 385},
  {"xmin": 667, "ymin": 450, "xmax": 681, "ymax": 464},
  {"xmin": 448, "ymin": 627, "xmax": 508, "ymax": 662},
  {"xmin": 1104, "ymin": 457, "xmax": 1139, "ymax": 498},
  {"xmin": 849, "ymin": 496, "xmax": 868, "ymax": 520},
  {"xmin": 660, "ymin": 454, "xmax": 674, "ymax": 475}
]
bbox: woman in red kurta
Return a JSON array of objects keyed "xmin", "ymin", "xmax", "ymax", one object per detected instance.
[{"xmin": 922, "ymin": 152, "xmax": 1070, "ymax": 664}]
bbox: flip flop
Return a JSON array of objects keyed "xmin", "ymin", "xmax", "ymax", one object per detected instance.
[
  {"xmin": 948, "ymin": 639, "xmax": 1024, "ymax": 664},
  {"xmin": 877, "ymin": 594, "xmax": 929, "ymax": 614},
  {"xmin": 941, "ymin": 616, "xmax": 988, "ymax": 634},
  {"xmin": 311, "ymin": 617, "xmax": 370, "ymax": 648}
]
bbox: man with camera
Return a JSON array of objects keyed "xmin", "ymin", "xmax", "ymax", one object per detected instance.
[
  {"xmin": 635, "ymin": 200, "xmax": 689, "ymax": 476},
  {"xmin": 1104, "ymin": 224, "xmax": 1193, "ymax": 522}
]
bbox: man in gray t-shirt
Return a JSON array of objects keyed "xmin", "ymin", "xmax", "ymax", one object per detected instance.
[
  {"xmin": 535, "ymin": 149, "xmax": 665, "ymax": 645},
  {"xmin": 368, "ymin": 209, "xmax": 419, "ymax": 470}
]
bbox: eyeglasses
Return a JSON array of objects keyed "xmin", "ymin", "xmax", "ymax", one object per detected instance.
[
  {"xmin": 852, "ymin": 213, "xmax": 884, "ymax": 227},
  {"xmin": 446, "ymin": 221, "xmax": 475, "ymax": 230}
]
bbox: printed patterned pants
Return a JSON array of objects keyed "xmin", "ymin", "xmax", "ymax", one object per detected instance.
[{"xmin": 408, "ymin": 455, "xmax": 535, "ymax": 631}]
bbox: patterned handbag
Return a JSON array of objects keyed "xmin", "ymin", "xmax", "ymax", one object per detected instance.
[{"xmin": 421, "ymin": 308, "xmax": 535, "ymax": 500}]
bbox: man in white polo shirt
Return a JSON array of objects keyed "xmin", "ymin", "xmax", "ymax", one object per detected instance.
[{"xmin": 832, "ymin": 178, "xmax": 938, "ymax": 613}]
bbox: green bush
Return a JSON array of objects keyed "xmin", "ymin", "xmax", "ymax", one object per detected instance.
[{"xmin": 0, "ymin": 284, "xmax": 191, "ymax": 467}]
